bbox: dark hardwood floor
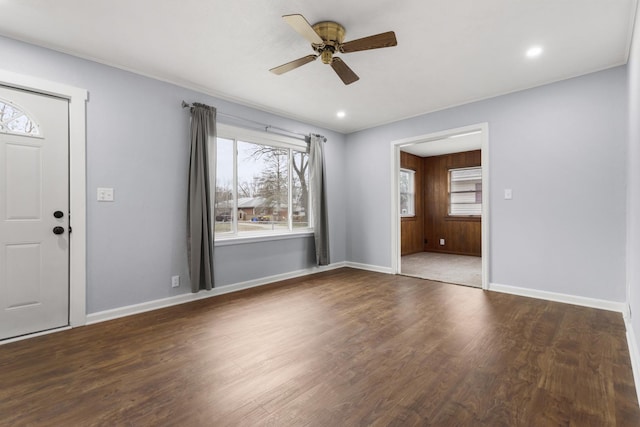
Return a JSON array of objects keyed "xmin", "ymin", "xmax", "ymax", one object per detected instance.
[{"xmin": 1, "ymin": 268, "xmax": 638, "ymax": 426}]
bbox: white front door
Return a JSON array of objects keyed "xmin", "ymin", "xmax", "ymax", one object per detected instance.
[{"xmin": 0, "ymin": 85, "xmax": 70, "ymax": 340}]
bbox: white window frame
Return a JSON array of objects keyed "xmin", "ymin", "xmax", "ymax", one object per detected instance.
[
  {"xmin": 399, "ymin": 168, "xmax": 416, "ymax": 217},
  {"xmin": 448, "ymin": 166, "xmax": 482, "ymax": 217},
  {"xmin": 213, "ymin": 124, "xmax": 313, "ymax": 244}
]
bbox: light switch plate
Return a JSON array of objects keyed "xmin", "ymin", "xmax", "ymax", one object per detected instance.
[
  {"xmin": 97, "ymin": 187, "xmax": 114, "ymax": 202},
  {"xmin": 504, "ymin": 189, "xmax": 513, "ymax": 200}
]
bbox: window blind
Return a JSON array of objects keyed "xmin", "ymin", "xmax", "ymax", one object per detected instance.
[{"xmin": 449, "ymin": 167, "xmax": 482, "ymax": 216}]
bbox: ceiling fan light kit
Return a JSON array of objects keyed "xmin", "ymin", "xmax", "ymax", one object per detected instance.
[{"xmin": 270, "ymin": 14, "xmax": 397, "ymax": 85}]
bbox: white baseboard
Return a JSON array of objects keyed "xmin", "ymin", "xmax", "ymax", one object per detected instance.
[
  {"xmin": 625, "ymin": 318, "xmax": 640, "ymax": 406},
  {"xmin": 488, "ymin": 282, "xmax": 629, "ymax": 314},
  {"xmin": 344, "ymin": 261, "xmax": 394, "ymax": 274},
  {"xmin": 87, "ymin": 262, "xmax": 347, "ymax": 325}
]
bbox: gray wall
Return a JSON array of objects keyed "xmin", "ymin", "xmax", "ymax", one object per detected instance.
[
  {"xmin": 0, "ymin": 33, "xmax": 631, "ymax": 314},
  {"xmin": 0, "ymin": 36, "xmax": 347, "ymax": 314},
  {"xmin": 628, "ymin": 6, "xmax": 640, "ymax": 350},
  {"xmin": 346, "ymin": 66, "xmax": 628, "ymax": 302}
]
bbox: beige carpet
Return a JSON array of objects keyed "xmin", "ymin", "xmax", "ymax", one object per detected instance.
[{"xmin": 401, "ymin": 252, "xmax": 482, "ymax": 288}]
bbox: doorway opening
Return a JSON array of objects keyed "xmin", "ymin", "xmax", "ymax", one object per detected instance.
[{"xmin": 390, "ymin": 123, "xmax": 489, "ymax": 289}]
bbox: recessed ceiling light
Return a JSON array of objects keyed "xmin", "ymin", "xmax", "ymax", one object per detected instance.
[
  {"xmin": 336, "ymin": 111, "xmax": 346, "ymax": 118},
  {"xmin": 526, "ymin": 46, "xmax": 543, "ymax": 58}
]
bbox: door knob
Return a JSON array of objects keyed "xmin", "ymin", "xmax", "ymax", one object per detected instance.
[
  {"xmin": 53, "ymin": 226, "xmax": 65, "ymax": 235},
  {"xmin": 53, "ymin": 211, "xmax": 64, "ymax": 218}
]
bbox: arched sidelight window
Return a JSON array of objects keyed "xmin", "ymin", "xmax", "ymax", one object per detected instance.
[{"xmin": 0, "ymin": 98, "xmax": 40, "ymax": 136}]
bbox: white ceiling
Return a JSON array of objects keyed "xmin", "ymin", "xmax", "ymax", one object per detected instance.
[
  {"xmin": 401, "ymin": 132, "xmax": 482, "ymax": 157},
  {"xmin": 0, "ymin": 0, "xmax": 636, "ymax": 133}
]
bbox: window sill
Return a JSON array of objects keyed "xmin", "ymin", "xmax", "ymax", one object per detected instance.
[
  {"xmin": 214, "ymin": 230, "xmax": 314, "ymax": 246},
  {"xmin": 445, "ymin": 216, "xmax": 481, "ymax": 222}
]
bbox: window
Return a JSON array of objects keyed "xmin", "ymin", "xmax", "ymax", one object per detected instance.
[
  {"xmin": 214, "ymin": 124, "xmax": 311, "ymax": 239},
  {"xmin": 449, "ymin": 167, "xmax": 482, "ymax": 216},
  {"xmin": 400, "ymin": 168, "xmax": 415, "ymax": 217},
  {"xmin": 0, "ymin": 98, "xmax": 40, "ymax": 136}
]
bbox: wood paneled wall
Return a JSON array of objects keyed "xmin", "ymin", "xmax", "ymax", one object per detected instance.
[
  {"xmin": 400, "ymin": 151, "xmax": 424, "ymax": 255},
  {"xmin": 424, "ymin": 150, "xmax": 481, "ymax": 256},
  {"xmin": 400, "ymin": 149, "xmax": 482, "ymax": 257}
]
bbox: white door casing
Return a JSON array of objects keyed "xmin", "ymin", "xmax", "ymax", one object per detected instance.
[
  {"xmin": 0, "ymin": 85, "xmax": 70, "ymax": 339},
  {"xmin": 390, "ymin": 123, "xmax": 490, "ymax": 290}
]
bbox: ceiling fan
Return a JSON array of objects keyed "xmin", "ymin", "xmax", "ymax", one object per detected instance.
[{"xmin": 270, "ymin": 14, "xmax": 398, "ymax": 85}]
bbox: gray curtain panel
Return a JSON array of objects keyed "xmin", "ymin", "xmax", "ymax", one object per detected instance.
[
  {"xmin": 309, "ymin": 134, "xmax": 330, "ymax": 265},
  {"xmin": 187, "ymin": 103, "xmax": 216, "ymax": 292}
]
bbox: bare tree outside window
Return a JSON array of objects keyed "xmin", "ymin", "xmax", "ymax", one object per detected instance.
[
  {"xmin": 0, "ymin": 99, "xmax": 40, "ymax": 136},
  {"xmin": 243, "ymin": 141, "xmax": 289, "ymax": 230},
  {"xmin": 214, "ymin": 133, "xmax": 310, "ymax": 237},
  {"xmin": 292, "ymin": 151, "xmax": 309, "ymax": 228}
]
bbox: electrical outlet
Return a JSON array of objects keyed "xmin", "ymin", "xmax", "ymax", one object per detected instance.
[
  {"xmin": 97, "ymin": 187, "xmax": 114, "ymax": 202},
  {"xmin": 504, "ymin": 189, "xmax": 513, "ymax": 200},
  {"xmin": 171, "ymin": 275, "xmax": 180, "ymax": 288},
  {"xmin": 439, "ymin": 238, "xmax": 445, "ymax": 246}
]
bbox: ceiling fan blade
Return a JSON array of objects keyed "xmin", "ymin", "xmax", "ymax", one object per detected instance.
[
  {"xmin": 283, "ymin": 14, "xmax": 324, "ymax": 45},
  {"xmin": 340, "ymin": 31, "xmax": 397, "ymax": 53},
  {"xmin": 330, "ymin": 57, "xmax": 359, "ymax": 85},
  {"xmin": 270, "ymin": 55, "xmax": 318, "ymax": 75}
]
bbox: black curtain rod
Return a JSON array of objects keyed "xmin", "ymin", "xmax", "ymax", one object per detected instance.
[{"xmin": 182, "ymin": 101, "xmax": 308, "ymax": 140}]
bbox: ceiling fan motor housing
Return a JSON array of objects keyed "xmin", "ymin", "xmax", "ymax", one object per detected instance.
[{"xmin": 312, "ymin": 21, "xmax": 346, "ymax": 64}]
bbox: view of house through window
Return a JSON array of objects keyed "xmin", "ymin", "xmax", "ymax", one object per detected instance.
[
  {"xmin": 400, "ymin": 168, "xmax": 415, "ymax": 217},
  {"xmin": 214, "ymin": 126, "xmax": 310, "ymax": 238},
  {"xmin": 449, "ymin": 166, "xmax": 482, "ymax": 216}
]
